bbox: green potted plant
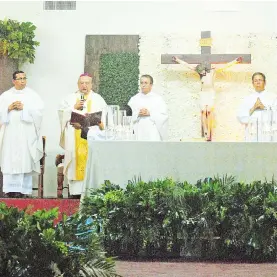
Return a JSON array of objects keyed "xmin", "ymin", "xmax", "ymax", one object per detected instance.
[
  {"xmin": 0, "ymin": 203, "xmax": 120, "ymax": 277},
  {"xmin": 0, "ymin": 18, "xmax": 40, "ymax": 65}
]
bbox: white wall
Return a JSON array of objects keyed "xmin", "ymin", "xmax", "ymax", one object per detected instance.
[
  {"xmin": 0, "ymin": 1, "xmax": 277, "ymax": 196},
  {"xmin": 140, "ymin": 31, "xmax": 277, "ymax": 142}
]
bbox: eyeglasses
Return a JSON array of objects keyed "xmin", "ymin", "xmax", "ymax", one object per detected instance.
[{"xmin": 15, "ymin": 77, "xmax": 27, "ymax": 81}]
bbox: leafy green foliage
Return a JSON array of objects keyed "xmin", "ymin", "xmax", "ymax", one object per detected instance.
[
  {"xmin": 99, "ymin": 52, "xmax": 139, "ymax": 110},
  {"xmin": 81, "ymin": 176, "xmax": 277, "ymax": 261},
  {"xmin": 0, "ymin": 18, "xmax": 40, "ymax": 64},
  {"xmin": 0, "ymin": 203, "xmax": 120, "ymax": 277}
]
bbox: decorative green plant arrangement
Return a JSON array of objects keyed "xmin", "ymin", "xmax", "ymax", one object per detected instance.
[
  {"xmin": 0, "ymin": 18, "xmax": 40, "ymax": 65},
  {"xmin": 0, "ymin": 203, "xmax": 120, "ymax": 277},
  {"xmin": 81, "ymin": 176, "xmax": 277, "ymax": 261},
  {"xmin": 99, "ymin": 52, "xmax": 139, "ymax": 110}
]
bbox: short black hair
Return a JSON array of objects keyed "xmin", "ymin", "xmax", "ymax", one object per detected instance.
[
  {"xmin": 140, "ymin": 74, "xmax": 153, "ymax": 85},
  {"xmin": 252, "ymin": 72, "xmax": 266, "ymax": 82},
  {"xmin": 13, "ymin": 70, "xmax": 25, "ymax": 80}
]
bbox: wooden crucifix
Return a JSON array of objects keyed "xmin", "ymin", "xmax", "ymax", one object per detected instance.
[
  {"xmin": 161, "ymin": 31, "xmax": 251, "ymax": 66},
  {"xmin": 161, "ymin": 31, "xmax": 252, "ymax": 141}
]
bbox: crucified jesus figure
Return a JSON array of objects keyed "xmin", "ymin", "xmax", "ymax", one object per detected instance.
[{"xmin": 172, "ymin": 56, "xmax": 242, "ymax": 141}]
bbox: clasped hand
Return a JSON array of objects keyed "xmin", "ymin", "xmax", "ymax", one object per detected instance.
[
  {"xmin": 249, "ymin": 98, "xmax": 265, "ymax": 115},
  {"xmin": 8, "ymin": 101, "xmax": 23, "ymax": 112},
  {"xmin": 139, "ymin": 108, "xmax": 150, "ymax": 117}
]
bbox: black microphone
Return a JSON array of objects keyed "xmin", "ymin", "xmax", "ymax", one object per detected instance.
[{"xmin": 80, "ymin": 93, "xmax": 84, "ymax": 110}]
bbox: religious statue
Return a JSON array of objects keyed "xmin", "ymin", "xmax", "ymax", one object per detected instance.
[
  {"xmin": 172, "ymin": 56, "xmax": 242, "ymax": 141},
  {"xmin": 161, "ymin": 31, "xmax": 251, "ymax": 141}
]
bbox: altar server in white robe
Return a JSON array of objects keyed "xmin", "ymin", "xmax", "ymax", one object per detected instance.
[
  {"xmin": 128, "ymin": 74, "xmax": 168, "ymax": 141},
  {"xmin": 237, "ymin": 72, "xmax": 277, "ymax": 141},
  {"xmin": 58, "ymin": 73, "xmax": 107, "ymax": 197},
  {"xmin": 0, "ymin": 71, "xmax": 44, "ymax": 197}
]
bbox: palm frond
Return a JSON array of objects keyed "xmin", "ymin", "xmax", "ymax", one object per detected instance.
[
  {"xmin": 79, "ymin": 258, "xmax": 121, "ymax": 277},
  {"xmin": 128, "ymin": 175, "xmax": 142, "ymax": 186},
  {"xmin": 213, "ymin": 174, "xmax": 236, "ymax": 187}
]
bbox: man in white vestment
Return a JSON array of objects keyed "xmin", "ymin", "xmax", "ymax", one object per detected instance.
[
  {"xmin": 58, "ymin": 73, "xmax": 107, "ymax": 198},
  {"xmin": 237, "ymin": 72, "xmax": 277, "ymax": 141},
  {"xmin": 0, "ymin": 71, "xmax": 44, "ymax": 198},
  {"xmin": 128, "ymin": 75, "xmax": 168, "ymax": 141}
]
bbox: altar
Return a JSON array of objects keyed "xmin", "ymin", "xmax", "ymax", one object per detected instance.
[{"xmin": 82, "ymin": 140, "xmax": 277, "ymax": 196}]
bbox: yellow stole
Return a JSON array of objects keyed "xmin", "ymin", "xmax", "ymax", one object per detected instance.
[{"xmin": 74, "ymin": 94, "xmax": 91, "ymax": 180}]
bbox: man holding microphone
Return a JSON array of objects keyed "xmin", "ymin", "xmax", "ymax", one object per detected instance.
[{"xmin": 58, "ymin": 73, "xmax": 107, "ymax": 198}]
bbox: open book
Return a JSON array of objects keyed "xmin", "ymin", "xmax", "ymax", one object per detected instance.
[{"xmin": 70, "ymin": 111, "xmax": 102, "ymax": 127}]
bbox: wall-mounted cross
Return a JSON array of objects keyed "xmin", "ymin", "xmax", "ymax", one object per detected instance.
[{"xmin": 161, "ymin": 31, "xmax": 251, "ymax": 68}]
